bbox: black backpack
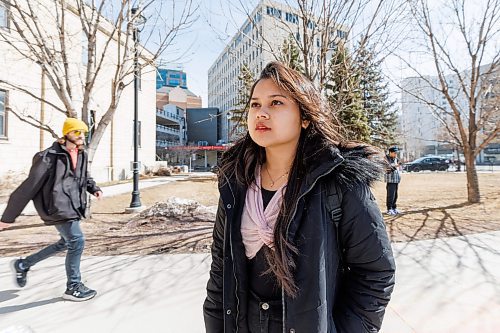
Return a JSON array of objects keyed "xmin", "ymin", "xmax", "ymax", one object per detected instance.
[{"xmin": 325, "ymin": 180, "xmax": 346, "ymax": 273}]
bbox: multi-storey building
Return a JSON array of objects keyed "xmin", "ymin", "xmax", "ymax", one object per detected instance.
[
  {"xmin": 400, "ymin": 76, "xmax": 451, "ymax": 159},
  {"xmin": 156, "ymin": 86, "xmax": 202, "ymax": 111},
  {"xmin": 156, "ymin": 104, "xmax": 187, "ymax": 161},
  {"xmin": 156, "ymin": 68, "xmax": 188, "ymax": 90},
  {"xmin": 0, "ymin": 0, "xmax": 156, "ymax": 183},
  {"xmin": 155, "ymin": 67, "xmax": 202, "ymax": 161},
  {"xmin": 208, "ymin": 0, "xmax": 347, "ymax": 143},
  {"xmin": 400, "ymin": 65, "xmax": 499, "ymax": 163}
]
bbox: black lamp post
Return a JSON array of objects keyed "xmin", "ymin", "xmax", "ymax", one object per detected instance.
[{"xmin": 128, "ymin": 7, "xmax": 146, "ymax": 211}]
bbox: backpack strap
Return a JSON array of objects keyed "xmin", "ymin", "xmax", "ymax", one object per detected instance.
[{"xmin": 325, "ymin": 179, "xmax": 346, "ymax": 272}]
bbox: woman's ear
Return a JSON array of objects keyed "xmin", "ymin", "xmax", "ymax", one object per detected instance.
[{"xmin": 301, "ymin": 119, "xmax": 310, "ymax": 129}]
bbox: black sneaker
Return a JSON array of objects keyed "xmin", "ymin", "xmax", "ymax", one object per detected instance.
[
  {"xmin": 62, "ymin": 283, "xmax": 97, "ymax": 302},
  {"xmin": 11, "ymin": 259, "xmax": 29, "ymax": 288}
]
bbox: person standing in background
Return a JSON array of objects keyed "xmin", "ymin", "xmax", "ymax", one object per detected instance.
[{"xmin": 385, "ymin": 146, "xmax": 401, "ymax": 215}]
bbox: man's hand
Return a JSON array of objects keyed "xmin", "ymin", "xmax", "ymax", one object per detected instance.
[
  {"xmin": 0, "ymin": 221, "xmax": 12, "ymax": 231},
  {"xmin": 94, "ymin": 191, "xmax": 103, "ymax": 200}
]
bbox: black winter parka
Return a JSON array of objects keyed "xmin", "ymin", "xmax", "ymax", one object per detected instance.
[
  {"xmin": 203, "ymin": 145, "xmax": 396, "ymax": 333},
  {"xmin": 1, "ymin": 141, "xmax": 101, "ymax": 225}
]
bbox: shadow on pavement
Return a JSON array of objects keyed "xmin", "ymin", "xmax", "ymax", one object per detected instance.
[
  {"xmin": 0, "ymin": 297, "xmax": 62, "ymax": 314},
  {"xmin": 0, "ymin": 290, "xmax": 19, "ymax": 303}
]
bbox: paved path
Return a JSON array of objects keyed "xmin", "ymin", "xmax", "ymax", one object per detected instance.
[
  {"xmin": 0, "ymin": 173, "xmax": 212, "ymax": 216},
  {"xmin": 1, "ymin": 231, "xmax": 499, "ymax": 333}
]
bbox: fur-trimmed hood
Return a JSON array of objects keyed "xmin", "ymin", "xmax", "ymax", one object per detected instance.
[{"xmin": 302, "ymin": 141, "xmax": 386, "ymax": 190}]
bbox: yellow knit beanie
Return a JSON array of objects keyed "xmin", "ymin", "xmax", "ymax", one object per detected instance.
[{"xmin": 62, "ymin": 118, "xmax": 89, "ymax": 136}]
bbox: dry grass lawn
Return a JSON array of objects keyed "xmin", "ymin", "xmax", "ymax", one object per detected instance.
[{"xmin": 1, "ymin": 172, "xmax": 498, "ymax": 256}]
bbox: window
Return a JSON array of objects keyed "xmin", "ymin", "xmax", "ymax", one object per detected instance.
[
  {"xmin": 0, "ymin": 90, "xmax": 7, "ymax": 137},
  {"xmin": 243, "ymin": 23, "xmax": 252, "ymax": 34},
  {"xmin": 254, "ymin": 11, "xmax": 262, "ymax": 23},
  {"xmin": 337, "ymin": 29, "xmax": 346, "ymax": 39},
  {"xmin": 307, "ymin": 20, "xmax": 316, "ymax": 29},
  {"xmin": 285, "ymin": 12, "xmax": 298, "ymax": 24},
  {"xmin": 0, "ymin": 2, "xmax": 8, "ymax": 29},
  {"xmin": 266, "ymin": 6, "xmax": 281, "ymax": 19}
]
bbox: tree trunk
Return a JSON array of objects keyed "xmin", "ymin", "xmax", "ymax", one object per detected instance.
[{"xmin": 464, "ymin": 151, "xmax": 480, "ymax": 203}]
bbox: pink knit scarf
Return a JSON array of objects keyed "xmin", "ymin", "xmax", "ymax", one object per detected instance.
[{"xmin": 241, "ymin": 166, "xmax": 286, "ymax": 259}]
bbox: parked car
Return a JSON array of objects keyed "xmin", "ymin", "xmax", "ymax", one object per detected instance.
[{"xmin": 403, "ymin": 156, "xmax": 450, "ymax": 172}]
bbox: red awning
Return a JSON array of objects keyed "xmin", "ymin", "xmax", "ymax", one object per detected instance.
[{"xmin": 165, "ymin": 145, "xmax": 229, "ymax": 151}]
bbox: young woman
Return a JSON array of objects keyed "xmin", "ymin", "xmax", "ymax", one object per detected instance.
[{"xmin": 203, "ymin": 62, "xmax": 396, "ymax": 333}]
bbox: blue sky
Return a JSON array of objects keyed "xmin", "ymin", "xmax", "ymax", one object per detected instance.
[
  {"xmin": 142, "ymin": 0, "xmax": 495, "ymax": 107},
  {"xmin": 144, "ymin": 0, "xmax": 255, "ymax": 106}
]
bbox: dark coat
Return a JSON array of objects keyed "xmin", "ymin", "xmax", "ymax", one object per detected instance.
[
  {"xmin": 1, "ymin": 141, "xmax": 101, "ymax": 225},
  {"xmin": 203, "ymin": 145, "xmax": 396, "ymax": 333}
]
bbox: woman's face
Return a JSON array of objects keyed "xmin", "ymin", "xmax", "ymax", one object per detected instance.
[{"xmin": 247, "ymin": 79, "xmax": 308, "ymax": 149}]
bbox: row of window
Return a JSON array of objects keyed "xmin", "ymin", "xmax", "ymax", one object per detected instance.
[
  {"xmin": 266, "ymin": 6, "xmax": 282, "ymax": 19},
  {"xmin": 267, "ymin": 6, "xmax": 317, "ymax": 29}
]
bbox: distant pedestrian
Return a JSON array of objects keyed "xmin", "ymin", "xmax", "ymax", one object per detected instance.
[
  {"xmin": 385, "ymin": 146, "xmax": 401, "ymax": 215},
  {"xmin": 203, "ymin": 62, "xmax": 395, "ymax": 332},
  {"xmin": 0, "ymin": 118, "xmax": 102, "ymax": 301}
]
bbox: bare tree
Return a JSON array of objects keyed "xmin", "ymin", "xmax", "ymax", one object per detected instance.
[
  {"xmin": 397, "ymin": 0, "xmax": 500, "ymax": 203},
  {"xmin": 223, "ymin": 0, "xmax": 408, "ymax": 89},
  {"xmin": 0, "ymin": 0, "xmax": 197, "ymax": 163}
]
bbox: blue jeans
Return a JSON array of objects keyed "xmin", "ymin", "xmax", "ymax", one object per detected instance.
[{"xmin": 24, "ymin": 219, "xmax": 85, "ymax": 289}]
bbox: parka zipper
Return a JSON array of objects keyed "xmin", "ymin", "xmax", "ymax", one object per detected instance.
[
  {"xmin": 281, "ymin": 159, "xmax": 344, "ymax": 332},
  {"xmin": 223, "ymin": 173, "xmax": 240, "ymax": 332}
]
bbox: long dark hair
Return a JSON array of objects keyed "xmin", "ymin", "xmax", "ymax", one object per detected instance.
[{"xmin": 218, "ymin": 62, "xmax": 344, "ymax": 297}]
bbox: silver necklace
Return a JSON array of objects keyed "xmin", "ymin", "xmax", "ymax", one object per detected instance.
[{"xmin": 265, "ymin": 165, "xmax": 289, "ymax": 188}]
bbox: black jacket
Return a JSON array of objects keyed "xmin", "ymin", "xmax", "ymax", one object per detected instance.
[
  {"xmin": 1, "ymin": 141, "xmax": 101, "ymax": 225},
  {"xmin": 203, "ymin": 144, "xmax": 396, "ymax": 333}
]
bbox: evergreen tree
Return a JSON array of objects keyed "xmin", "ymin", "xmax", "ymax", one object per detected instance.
[
  {"xmin": 324, "ymin": 44, "xmax": 371, "ymax": 142},
  {"xmin": 230, "ymin": 64, "xmax": 255, "ymax": 137},
  {"xmin": 356, "ymin": 45, "xmax": 399, "ymax": 148},
  {"xmin": 278, "ymin": 34, "xmax": 304, "ymax": 73}
]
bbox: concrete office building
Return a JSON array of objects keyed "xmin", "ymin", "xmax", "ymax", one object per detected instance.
[
  {"xmin": 400, "ymin": 76, "xmax": 451, "ymax": 160},
  {"xmin": 400, "ymin": 65, "xmax": 499, "ymax": 163},
  {"xmin": 207, "ymin": 0, "xmax": 347, "ymax": 143}
]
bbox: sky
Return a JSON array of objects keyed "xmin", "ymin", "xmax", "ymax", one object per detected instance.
[
  {"xmin": 143, "ymin": 0, "xmax": 257, "ymax": 107},
  {"xmin": 142, "ymin": 0, "xmax": 498, "ymax": 107},
  {"xmin": 145, "ymin": 0, "xmax": 416, "ymax": 106}
]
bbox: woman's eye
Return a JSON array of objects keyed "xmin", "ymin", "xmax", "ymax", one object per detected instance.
[
  {"xmin": 271, "ymin": 100, "xmax": 283, "ymax": 106},
  {"xmin": 250, "ymin": 102, "xmax": 260, "ymax": 108}
]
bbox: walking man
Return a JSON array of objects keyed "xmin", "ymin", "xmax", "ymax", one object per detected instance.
[
  {"xmin": 385, "ymin": 146, "xmax": 401, "ymax": 215},
  {"xmin": 0, "ymin": 118, "xmax": 102, "ymax": 301}
]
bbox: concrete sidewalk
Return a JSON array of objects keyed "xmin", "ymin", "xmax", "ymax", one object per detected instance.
[{"xmin": 1, "ymin": 231, "xmax": 499, "ymax": 333}]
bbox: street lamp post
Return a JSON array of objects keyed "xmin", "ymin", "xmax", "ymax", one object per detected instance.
[{"xmin": 127, "ymin": 7, "xmax": 146, "ymax": 212}]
